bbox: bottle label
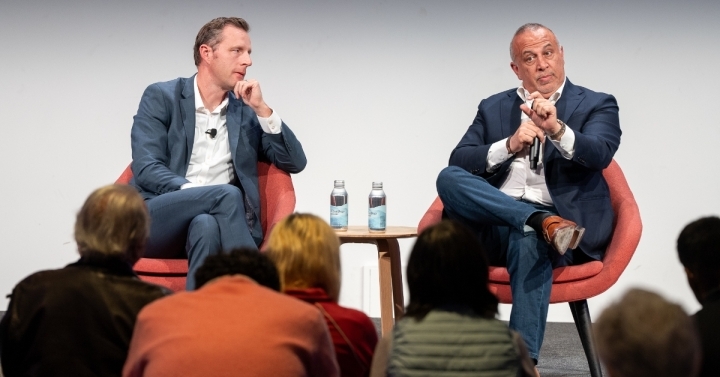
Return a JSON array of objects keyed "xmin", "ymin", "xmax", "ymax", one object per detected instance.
[
  {"xmin": 368, "ymin": 205, "xmax": 386, "ymax": 230},
  {"xmin": 330, "ymin": 204, "xmax": 348, "ymax": 228}
]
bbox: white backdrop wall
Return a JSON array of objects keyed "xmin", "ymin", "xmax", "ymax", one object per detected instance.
[{"xmin": 1, "ymin": 0, "xmax": 718, "ymax": 322}]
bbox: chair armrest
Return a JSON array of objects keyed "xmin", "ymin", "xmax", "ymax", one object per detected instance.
[{"xmin": 418, "ymin": 197, "xmax": 444, "ymax": 235}]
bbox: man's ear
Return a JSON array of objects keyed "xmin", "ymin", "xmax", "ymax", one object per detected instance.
[
  {"xmin": 199, "ymin": 44, "xmax": 212, "ymax": 64},
  {"xmin": 510, "ymin": 62, "xmax": 521, "ymax": 80}
]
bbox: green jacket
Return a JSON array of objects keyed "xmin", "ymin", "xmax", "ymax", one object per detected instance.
[{"xmin": 380, "ymin": 309, "xmax": 533, "ymax": 377}]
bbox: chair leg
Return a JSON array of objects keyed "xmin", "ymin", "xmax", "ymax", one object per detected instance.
[{"xmin": 569, "ymin": 300, "xmax": 603, "ymax": 377}]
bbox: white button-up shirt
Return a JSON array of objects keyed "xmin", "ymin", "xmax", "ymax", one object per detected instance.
[
  {"xmin": 485, "ymin": 79, "xmax": 575, "ymax": 206},
  {"xmin": 182, "ymin": 76, "xmax": 283, "ymax": 189}
]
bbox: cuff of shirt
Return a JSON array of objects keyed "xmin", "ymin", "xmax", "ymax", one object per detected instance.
[
  {"xmin": 257, "ymin": 110, "xmax": 283, "ymax": 134},
  {"xmin": 548, "ymin": 126, "xmax": 575, "ymax": 159},
  {"xmin": 180, "ymin": 182, "xmax": 200, "ymax": 190},
  {"xmin": 487, "ymin": 138, "xmax": 512, "ymax": 172}
]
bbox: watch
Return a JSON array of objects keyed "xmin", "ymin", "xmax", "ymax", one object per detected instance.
[{"xmin": 549, "ymin": 119, "xmax": 567, "ymax": 140}]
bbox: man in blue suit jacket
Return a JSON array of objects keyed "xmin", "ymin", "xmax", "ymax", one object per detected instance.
[
  {"xmin": 130, "ymin": 17, "xmax": 306, "ymax": 289},
  {"xmin": 437, "ymin": 23, "xmax": 621, "ymax": 365}
]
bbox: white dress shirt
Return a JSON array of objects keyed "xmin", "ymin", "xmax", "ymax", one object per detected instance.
[
  {"xmin": 485, "ymin": 78, "xmax": 575, "ymax": 206},
  {"xmin": 182, "ymin": 76, "xmax": 283, "ymax": 189}
]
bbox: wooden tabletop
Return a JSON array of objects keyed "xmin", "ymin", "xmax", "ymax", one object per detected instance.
[{"xmin": 335, "ymin": 225, "xmax": 417, "ymax": 239}]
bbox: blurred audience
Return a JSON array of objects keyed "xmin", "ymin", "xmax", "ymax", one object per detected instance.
[
  {"xmin": 677, "ymin": 216, "xmax": 720, "ymax": 377},
  {"xmin": 594, "ymin": 288, "xmax": 701, "ymax": 377},
  {"xmin": 369, "ymin": 220, "xmax": 535, "ymax": 377},
  {"xmin": 122, "ymin": 248, "xmax": 339, "ymax": 377},
  {"xmin": 267, "ymin": 213, "xmax": 378, "ymax": 377},
  {"xmin": 0, "ymin": 184, "xmax": 169, "ymax": 377}
]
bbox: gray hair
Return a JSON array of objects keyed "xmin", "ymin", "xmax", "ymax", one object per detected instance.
[
  {"xmin": 509, "ymin": 23, "xmax": 559, "ymax": 61},
  {"xmin": 594, "ymin": 288, "xmax": 701, "ymax": 377}
]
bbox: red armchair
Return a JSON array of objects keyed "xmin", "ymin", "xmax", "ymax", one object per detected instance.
[
  {"xmin": 417, "ymin": 159, "xmax": 642, "ymax": 377},
  {"xmin": 115, "ymin": 161, "xmax": 296, "ymax": 291}
]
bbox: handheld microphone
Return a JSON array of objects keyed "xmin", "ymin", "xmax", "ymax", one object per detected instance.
[
  {"xmin": 205, "ymin": 128, "xmax": 217, "ymax": 138},
  {"xmin": 530, "ymin": 137, "xmax": 540, "ymax": 169}
]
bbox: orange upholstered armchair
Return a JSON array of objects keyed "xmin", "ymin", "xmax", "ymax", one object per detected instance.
[
  {"xmin": 417, "ymin": 159, "xmax": 642, "ymax": 377},
  {"xmin": 115, "ymin": 160, "xmax": 296, "ymax": 291}
]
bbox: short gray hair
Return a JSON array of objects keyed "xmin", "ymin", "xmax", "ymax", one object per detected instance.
[
  {"xmin": 509, "ymin": 23, "xmax": 558, "ymax": 61},
  {"xmin": 594, "ymin": 288, "xmax": 701, "ymax": 377}
]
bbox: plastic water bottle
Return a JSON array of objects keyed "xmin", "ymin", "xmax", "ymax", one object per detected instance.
[
  {"xmin": 368, "ymin": 182, "xmax": 386, "ymax": 232},
  {"xmin": 330, "ymin": 180, "xmax": 348, "ymax": 231}
]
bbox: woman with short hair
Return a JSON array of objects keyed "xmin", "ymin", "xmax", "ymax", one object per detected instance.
[{"xmin": 267, "ymin": 213, "xmax": 378, "ymax": 377}]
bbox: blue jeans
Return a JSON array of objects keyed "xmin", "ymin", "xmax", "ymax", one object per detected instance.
[
  {"xmin": 437, "ymin": 166, "xmax": 577, "ymax": 360},
  {"xmin": 144, "ymin": 184, "xmax": 259, "ymax": 290}
]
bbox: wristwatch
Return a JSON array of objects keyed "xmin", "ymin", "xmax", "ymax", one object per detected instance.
[{"xmin": 549, "ymin": 119, "xmax": 567, "ymax": 140}]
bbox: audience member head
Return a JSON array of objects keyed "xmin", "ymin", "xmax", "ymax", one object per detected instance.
[
  {"xmin": 194, "ymin": 17, "xmax": 250, "ymax": 67},
  {"xmin": 266, "ymin": 213, "xmax": 341, "ymax": 301},
  {"xmin": 74, "ymin": 184, "xmax": 149, "ymax": 265},
  {"xmin": 594, "ymin": 288, "xmax": 701, "ymax": 377},
  {"xmin": 405, "ymin": 220, "xmax": 498, "ymax": 320},
  {"xmin": 677, "ymin": 216, "xmax": 720, "ymax": 303},
  {"xmin": 194, "ymin": 248, "xmax": 281, "ymax": 290}
]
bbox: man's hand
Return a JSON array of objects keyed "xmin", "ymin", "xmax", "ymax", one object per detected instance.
[
  {"xmin": 508, "ymin": 119, "xmax": 545, "ymax": 153},
  {"xmin": 234, "ymin": 79, "xmax": 272, "ymax": 117},
  {"xmin": 520, "ymin": 91, "xmax": 562, "ymax": 136}
]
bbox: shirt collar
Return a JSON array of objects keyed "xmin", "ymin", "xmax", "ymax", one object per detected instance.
[
  {"xmin": 517, "ymin": 76, "xmax": 567, "ymax": 104},
  {"xmin": 194, "ymin": 76, "xmax": 229, "ymax": 113}
]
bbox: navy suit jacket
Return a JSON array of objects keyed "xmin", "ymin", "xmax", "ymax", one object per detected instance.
[
  {"xmin": 130, "ymin": 75, "xmax": 307, "ymax": 243},
  {"xmin": 449, "ymin": 79, "xmax": 621, "ymax": 260}
]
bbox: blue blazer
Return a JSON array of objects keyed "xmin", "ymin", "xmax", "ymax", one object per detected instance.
[
  {"xmin": 130, "ymin": 75, "xmax": 307, "ymax": 243},
  {"xmin": 449, "ymin": 79, "xmax": 621, "ymax": 260}
]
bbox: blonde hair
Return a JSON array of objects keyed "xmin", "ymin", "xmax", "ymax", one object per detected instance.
[
  {"xmin": 74, "ymin": 184, "xmax": 149, "ymax": 264},
  {"xmin": 266, "ymin": 213, "xmax": 341, "ymax": 301}
]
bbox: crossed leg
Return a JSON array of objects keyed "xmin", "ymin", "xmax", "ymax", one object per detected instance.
[{"xmin": 144, "ymin": 184, "xmax": 258, "ymax": 289}]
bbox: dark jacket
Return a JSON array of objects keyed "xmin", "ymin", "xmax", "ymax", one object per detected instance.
[
  {"xmin": 449, "ymin": 79, "xmax": 621, "ymax": 260},
  {"xmin": 695, "ymin": 290, "xmax": 720, "ymax": 377},
  {"xmin": 0, "ymin": 254, "xmax": 170, "ymax": 377}
]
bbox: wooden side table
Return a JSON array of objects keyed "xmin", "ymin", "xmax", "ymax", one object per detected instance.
[{"xmin": 336, "ymin": 226, "xmax": 417, "ymax": 335}]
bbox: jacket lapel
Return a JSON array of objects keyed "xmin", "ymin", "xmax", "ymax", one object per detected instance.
[
  {"xmin": 181, "ymin": 76, "xmax": 196, "ymax": 166},
  {"xmin": 557, "ymin": 78, "xmax": 583, "ymax": 123},
  {"xmin": 227, "ymin": 92, "xmax": 242, "ymax": 167},
  {"xmin": 545, "ymin": 78, "xmax": 583, "ymax": 159},
  {"xmin": 501, "ymin": 91, "xmax": 524, "ymax": 138}
]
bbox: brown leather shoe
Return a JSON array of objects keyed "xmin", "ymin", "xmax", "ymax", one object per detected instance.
[{"xmin": 541, "ymin": 216, "xmax": 585, "ymax": 255}]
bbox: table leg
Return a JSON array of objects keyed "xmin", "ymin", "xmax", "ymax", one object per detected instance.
[{"xmin": 377, "ymin": 238, "xmax": 404, "ymax": 336}]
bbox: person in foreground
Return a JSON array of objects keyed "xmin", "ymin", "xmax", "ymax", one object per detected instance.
[
  {"xmin": 267, "ymin": 213, "xmax": 379, "ymax": 377},
  {"xmin": 594, "ymin": 288, "xmax": 701, "ymax": 377},
  {"xmin": 436, "ymin": 23, "xmax": 621, "ymax": 363},
  {"xmin": 130, "ymin": 17, "xmax": 307, "ymax": 289},
  {"xmin": 122, "ymin": 248, "xmax": 339, "ymax": 377},
  {"xmin": 677, "ymin": 216, "xmax": 720, "ymax": 377},
  {"xmin": 0, "ymin": 184, "xmax": 169, "ymax": 377},
  {"xmin": 369, "ymin": 220, "xmax": 535, "ymax": 377}
]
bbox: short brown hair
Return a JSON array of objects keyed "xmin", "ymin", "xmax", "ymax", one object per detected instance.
[
  {"xmin": 193, "ymin": 17, "xmax": 250, "ymax": 66},
  {"xmin": 74, "ymin": 184, "xmax": 149, "ymax": 264},
  {"xmin": 266, "ymin": 213, "xmax": 341, "ymax": 301}
]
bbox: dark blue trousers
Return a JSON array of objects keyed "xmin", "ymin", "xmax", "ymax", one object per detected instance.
[
  {"xmin": 144, "ymin": 184, "xmax": 258, "ymax": 290},
  {"xmin": 437, "ymin": 166, "xmax": 580, "ymax": 360}
]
